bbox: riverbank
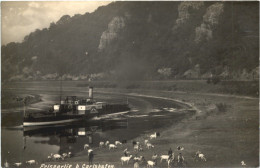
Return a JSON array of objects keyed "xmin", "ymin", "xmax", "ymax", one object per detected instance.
[
  {"xmin": 42, "ymin": 88, "xmax": 258, "ymax": 167},
  {"xmin": 1, "ymin": 91, "xmax": 42, "ymax": 110},
  {"xmin": 1, "ymin": 91, "xmax": 42, "ymax": 126}
]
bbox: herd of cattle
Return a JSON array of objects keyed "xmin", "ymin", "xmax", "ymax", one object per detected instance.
[{"xmin": 7, "ymin": 132, "xmax": 209, "ymax": 168}]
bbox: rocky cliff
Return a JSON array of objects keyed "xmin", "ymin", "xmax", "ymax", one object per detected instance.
[{"xmin": 1, "ymin": 1, "xmax": 259, "ymax": 81}]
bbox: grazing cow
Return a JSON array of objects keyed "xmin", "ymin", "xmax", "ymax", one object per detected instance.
[
  {"xmin": 53, "ymin": 154, "xmax": 64, "ymax": 160},
  {"xmin": 47, "ymin": 154, "xmax": 52, "ymax": 160},
  {"xmin": 88, "ymin": 149, "xmax": 93, "ymax": 156},
  {"xmin": 105, "ymin": 141, "xmax": 110, "ymax": 146},
  {"xmin": 68, "ymin": 152, "xmax": 72, "ymax": 158},
  {"xmin": 160, "ymin": 155, "xmax": 170, "ymax": 162},
  {"xmin": 134, "ymin": 161, "xmax": 140, "ymax": 168},
  {"xmin": 134, "ymin": 145, "xmax": 139, "ymax": 151},
  {"xmin": 14, "ymin": 163, "xmax": 22, "ymax": 167},
  {"xmin": 150, "ymin": 133, "xmax": 157, "ymax": 140},
  {"xmin": 121, "ymin": 155, "xmax": 133, "ymax": 165},
  {"xmin": 147, "ymin": 160, "xmax": 156, "ymax": 168},
  {"xmin": 134, "ymin": 156, "xmax": 144, "ymax": 162},
  {"xmin": 198, "ymin": 154, "xmax": 206, "ymax": 161},
  {"xmin": 194, "ymin": 151, "xmax": 206, "ymax": 162},
  {"xmin": 241, "ymin": 161, "xmax": 246, "ymax": 166},
  {"xmin": 152, "ymin": 154, "xmax": 158, "ymax": 161},
  {"xmin": 26, "ymin": 160, "xmax": 36, "ymax": 165},
  {"xmin": 99, "ymin": 142, "xmax": 105, "ymax": 148},
  {"xmin": 146, "ymin": 143, "xmax": 154, "ymax": 149},
  {"xmin": 109, "ymin": 144, "xmax": 117, "ymax": 150},
  {"xmin": 84, "ymin": 144, "xmax": 90, "ymax": 149},
  {"xmin": 115, "ymin": 141, "xmax": 122, "ymax": 145},
  {"xmin": 177, "ymin": 146, "xmax": 184, "ymax": 151},
  {"xmin": 62, "ymin": 153, "xmax": 68, "ymax": 159},
  {"xmin": 134, "ymin": 145, "xmax": 143, "ymax": 152}
]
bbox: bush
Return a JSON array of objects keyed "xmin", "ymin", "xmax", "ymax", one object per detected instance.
[
  {"xmin": 212, "ymin": 76, "xmax": 221, "ymax": 84},
  {"xmin": 126, "ymin": 84, "xmax": 140, "ymax": 89},
  {"xmin": 206, "ymin": 78, "xmax": 211, "ymax": 84},
  {"xmin": 216, "ymin": 103, "xmax": 228, "ymax": 113}
]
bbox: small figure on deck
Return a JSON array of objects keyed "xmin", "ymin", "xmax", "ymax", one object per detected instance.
[{"xmin": 88, "ymin": 151, "xmax": 94, "ymax": 165}]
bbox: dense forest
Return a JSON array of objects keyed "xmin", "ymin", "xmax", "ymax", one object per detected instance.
[{"xmin": 1, "ymin": 1, "xmax": 259, "ymax": 81}]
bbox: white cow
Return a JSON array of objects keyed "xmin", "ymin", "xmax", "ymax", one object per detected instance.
[
  {"xmin": 53, "ymin": 154, "xmax": 64, "ymax": 160},
  {"xmin": 152, "ymin": 154, "xmax": 158, "ymax": 161},
  {"xmin": 99, "ymin": 142, "xmax": 105, "ymax": 148},
  {"xmin": 109, "ymin": 144, "xmax": 117, "ymax": 150},
  {"xmin": 134, "ymin": 162, "xmax": 140, "ymax": 168},
  {"xmin": 121, "ymin": 155, "xmax": 133, "ymax": 165},
  {"xmin": 150, "ymin": 133, "xmax": 157, "ymax": 140},
  {"xmin": 198, "ymin": 153, "xmax": 206, "ymax": 161},
  {"xmin": 88, "ymin": 149, "xmax": 93, "ymax": 156},
  {"xmin": 105, "ymin": 141, "xmax": 110, "ymax": 146},
  {"xmin": 134, "ymin": 144, "xmax": 143, "ymax": 151},
  {"xmin": 26, "ymin": 160, "xmax": 36, "ymax": 165},
  {"xmin": 62, "ymin": 153, "xmax": 68, "ymax": 158},
  {"xmin": 115, "ymin": 141, "xmax": 122, "ymax": 145},
  {"xmin": 160, "ymin": 155, "xmax": 170, "ymax": 162},
  {"xmin": 147, "ymin": 160, "xmax": 156, "ymax": 168},
  {"xmin": 146, "ymin": 143, "xmax": 154, "ymax": 149},
  {"xmin": 68, "ymin": 152, "xmax": 72, "ymax": 158},
  {"xmin": 14, "ymin": 163, "xmax": 22, "ymax": 167},
  {"xmin": 134, "ymin": 156, "xmax": 144, "ymax": 162},
  {"xmin": 84, "ymin": 144, "xmax": 90, "ymax": 149}
]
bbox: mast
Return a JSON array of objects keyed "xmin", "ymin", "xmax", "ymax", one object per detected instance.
[{"xmin": 60, "ymin": 76, "xmax": 62, "ymax": 104}]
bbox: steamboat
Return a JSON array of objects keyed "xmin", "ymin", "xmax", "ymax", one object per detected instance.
[{"xmin": 23, "ymin": 87, "xmax": 130, "ymax": 126}]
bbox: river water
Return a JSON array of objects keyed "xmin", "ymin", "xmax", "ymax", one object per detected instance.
[{"xmin": 1, "ymin": 81, "xmax": 194, "ymax": 165}]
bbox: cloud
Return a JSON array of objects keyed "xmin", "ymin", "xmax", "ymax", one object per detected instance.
[{"xmin": 1, "ymin": 1, "xmax": 111, "ymax": 45}]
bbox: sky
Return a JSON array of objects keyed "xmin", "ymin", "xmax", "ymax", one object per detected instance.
[{"xmin": 1, "ymin": 1, "xmax": 112, "ymax": 45}]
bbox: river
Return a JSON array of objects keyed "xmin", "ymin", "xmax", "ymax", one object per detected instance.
[{"xmin": 1, "ymin": 81, "xmax": 194, "ymax": 165}]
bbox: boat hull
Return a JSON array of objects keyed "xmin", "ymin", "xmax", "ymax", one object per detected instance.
[
  {"xmin": 23, "ymin": 118, "xmax": 83, "ymax": 126},
  {"xmin": 23, "ymin": 104, "xmax": 130, "ymax": 127}
]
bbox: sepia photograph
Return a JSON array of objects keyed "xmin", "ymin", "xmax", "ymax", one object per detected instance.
[{"xmin": 1, "ymin": 1, "xmax": 259, "ymax": 168}]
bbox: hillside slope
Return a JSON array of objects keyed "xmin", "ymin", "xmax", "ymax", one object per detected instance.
[{"xmin": 1, "ymin": 1, "xmax": 259, "ymax": 81}]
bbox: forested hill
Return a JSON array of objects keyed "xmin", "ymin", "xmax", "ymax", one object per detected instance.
[{"xmin": 1, "ymin": 1, "xmax": 259, "ymax": 81}]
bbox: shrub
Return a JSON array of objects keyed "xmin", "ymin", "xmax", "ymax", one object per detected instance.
[
  {"xmin": 206, "ymin": 78, "xmax": 211, "ymax": 84},
  {"xmin": 212, "ymin": 76, "xmax": 221, "ymax": 84},
  {"xmin": 216, "ymin": 103, "xmax": 228, "ymax": 113}
]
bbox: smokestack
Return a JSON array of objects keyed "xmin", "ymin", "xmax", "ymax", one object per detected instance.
[{"xmin": 89, "ymin": 87, "xmax": 93, "ymax": 99}]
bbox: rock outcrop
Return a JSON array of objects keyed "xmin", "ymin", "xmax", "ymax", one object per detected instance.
[
  {"xmin": 195, "ymin": 3, "xmax": 224, "ymax": 43},
  {"xmin": 98, "ymin": 16, "xmax": 126, "ymax": 50},
  {"xmin": 175, "ymin": 2, "xmax": 204, "ymax": 27}
]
